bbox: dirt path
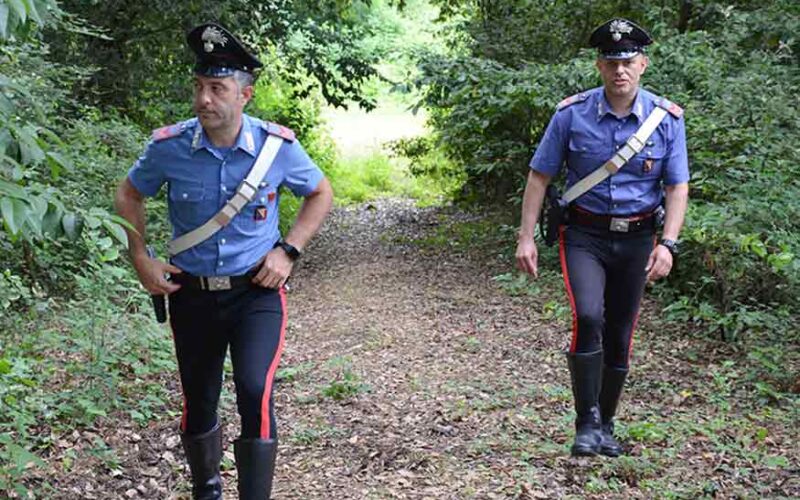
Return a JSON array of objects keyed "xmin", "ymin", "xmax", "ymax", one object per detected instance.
[{"xmin": 50, "ymin": 199, "xmax": 798, "ymax": 499}]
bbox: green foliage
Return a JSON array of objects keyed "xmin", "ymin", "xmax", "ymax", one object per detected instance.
[{"xmin": 43, "ymin": 0, "xmax": 380, "ymax": 127}]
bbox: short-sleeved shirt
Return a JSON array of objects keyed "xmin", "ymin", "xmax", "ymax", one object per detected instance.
[
  {"xmin": 128, "ymin": 114, "xmax": 324, "ymax": 276},
  {"xmin": 529, "ymin": 86, "xmax": 689, "ymax": 216}
]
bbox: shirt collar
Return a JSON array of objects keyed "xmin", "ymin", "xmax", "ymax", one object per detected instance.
[
  {"xmin": 190, "ymin": 115, "xmax": 258, "ymax": 157},
  {"xmin": 596, "ymin": 89, "xmax": 646, "ymax": 122}
]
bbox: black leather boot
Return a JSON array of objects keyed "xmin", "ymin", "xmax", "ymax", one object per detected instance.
[
  {"xmin": 181, "ymin": 422, "xmax": 223, "ymax": 500},
  {"xmin": 234, "ymin": 438, "xmax": 278, "ymax": 500},
  {"xmin": 566, "ymin": 350, "xmax": 603, "ymax": 456},
  {"xmin": 598, "ymin": 365, "xmax": 628, "ymax": 457}
]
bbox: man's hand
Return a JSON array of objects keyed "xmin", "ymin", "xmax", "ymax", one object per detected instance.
[
  {"xmin": 645, "ymin": 244, "xmax": 673, "ymax": 282},
  {"xmin": 516, "ymin": 237, "xmax": 539, "ymax": 278},
  {"xmin": 133, "ymin": 254, "xmax": 182, "ymax": 295},
  {"xmin": 252, "ymin": 248, "xmax": 294, "ymax": 289}
]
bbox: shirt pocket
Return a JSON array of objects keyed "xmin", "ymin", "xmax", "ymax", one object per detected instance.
[
  {"xmin": 631, "ymin": 139, "xmax": 667, "ymax": 179},
  {"xmin": 168, "ymin": 180, "xmax": 205, "ymax": 225},
  {"xmin": 567, "ymin": 132, "xmax": 608, "ymax": 177},
  {"xmin": 243, "ymin": 185, "xmax": 277, "ymax": 228}
]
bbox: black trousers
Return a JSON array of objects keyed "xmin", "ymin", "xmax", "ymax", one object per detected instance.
[
  {"xmin": 168, "ymin": 284, "xmax": 286, "ymax": 439},
  {"xmin": 558, "ymin": 224, "xmax": 655, "ymax": 369}
]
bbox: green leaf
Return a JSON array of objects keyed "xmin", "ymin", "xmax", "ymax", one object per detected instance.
[
  {"xmin": 102, "ymin": 219, "xmax": 128, "ymax": 247},
  {"xmin": 0, "ymin": 5, "xmax": 9, "ymax": 40},
  {"xmin": 1, "ymin": 196, "xmax": 18, "ymax": 234},
  {"xmin": 45, "ymin": 151, "xmax": 72, "ymax": 178},
  {"xmin": 62, "ymin": 213, "xmax": 82, "ymax": 240},
  {"xmin": 40, "ymin": 204, "xmax": 62, "ymax": 236},
  {"xmin": 14, "ymin": 125, "xmax": 45, "ymax": 166},
  {"xmin": 7, "ymin": 0, "xmax": 25, "ymax": 24},
  {"xmin": 0, "ymin": 179, "xmax": 26, "ymax": 199},
  {"xmin": 23, "ymin": 0, "xmax": 41, "ymax": 24},
  {"xmin": 0, "ymin": 358, "xmax": 11, "ymax": 374},
  {"xmin": 84, "ymin": 214, "xmax": 101, "ymax": 229}
]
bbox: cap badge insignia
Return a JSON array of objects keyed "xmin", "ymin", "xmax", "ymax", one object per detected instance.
[
  {"xmin": 201, "ymin": 26, "xmax": 228, "ymax": 53},
  {"xmin": 610, "ymin": 20, "xmax": 632, "ymax": 42}
]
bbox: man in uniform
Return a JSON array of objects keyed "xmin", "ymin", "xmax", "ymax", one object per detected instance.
[
  {"xmin": 515, "ymin": 19, "xmax": 689, "ymax": 457},
  {"xmin": 114, "ymin": 23, "xmax": 333, "ymax": 498}
]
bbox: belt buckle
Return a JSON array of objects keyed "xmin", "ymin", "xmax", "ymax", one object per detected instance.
[
  {"xmin": 610, "ymin": 218, "xmax": 630, "ymax": 232},
  {"xmin": 204, "ymin": 276, "xmax": 232, "ymax": 291}
]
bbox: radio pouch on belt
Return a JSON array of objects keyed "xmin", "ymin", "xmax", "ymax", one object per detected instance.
[{"xmin": 540, "ymin": 184, "xmax": 568, "ymax": 247}]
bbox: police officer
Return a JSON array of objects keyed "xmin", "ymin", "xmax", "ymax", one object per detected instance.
[
  {"xmin": 515, "ymin": 19, "xmax": 689, "ymax": 457},
  {"xmin": 114, "ymin": 23, "xmax": 333, "ymax": 498}
]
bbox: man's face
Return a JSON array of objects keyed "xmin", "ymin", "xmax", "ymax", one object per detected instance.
[
  {"xmin": 193, "ymin": 75, "xmax": 252, "ymax": 133},
  {"xmin": 595, "ymin": 54, "xmax": 648, "ymax": 98}
]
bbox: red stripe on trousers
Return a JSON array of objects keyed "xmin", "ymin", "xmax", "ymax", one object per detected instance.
[
  {"xmin": 558, "ymin": 226, "xmax": 580, "ymax": 353},
  {"xmin": 260, "ymin": 287, "xmax": 288, "ymax": 439}
]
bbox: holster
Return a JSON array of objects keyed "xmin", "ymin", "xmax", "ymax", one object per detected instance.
[
  {"xmin": 146, "ymin": 245, "xmax": 168, "ymax": 323},
  {"xmin": 540, "ymin": 184, "xmax": 568, "ymax": 247}
]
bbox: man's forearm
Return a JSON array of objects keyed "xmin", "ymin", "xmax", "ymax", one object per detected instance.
[
  {"xmin": 114, "ymin": 178, "xmax": 148, "ymax": 262},
  {"xmin": 519, "ymin": 170, "xmax": 551, "ymax": 240},
  {"xmin": 284, "ymin": 177, "xmax": 333, "ymax": 250},
  {"xmin": 662, "ymin": 183, "xmax": 688, "ymax": 240}
]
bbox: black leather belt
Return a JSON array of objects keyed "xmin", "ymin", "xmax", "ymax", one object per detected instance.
[
  {"xmin": 569, "ymin": 207, "xmax": 656, "ymax": 233},
  {"xmin": 171, "ymin": 270, "xmax": 258, "ymax": 291}
]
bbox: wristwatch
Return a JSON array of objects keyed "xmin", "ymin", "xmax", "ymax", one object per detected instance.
[
  {"xmin": 659, "ymin": 238, "xmax": 679, "ymax": 257},
  {"xmin": 274, "ymin": 239, "xmax": 301, "ymax": 261}
]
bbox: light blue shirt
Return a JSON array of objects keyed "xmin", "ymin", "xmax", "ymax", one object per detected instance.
[
  {"xmin": 128, "ymin": 114, "xmax": 324, "ymax": 276},
  {"xmin": 530, "ymin": 86, "xmax": 689, "ymax": 215}
]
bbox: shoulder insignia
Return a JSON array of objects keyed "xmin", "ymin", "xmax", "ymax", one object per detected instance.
[
  {"xmin": 152, "ymin": 122, "xmax": 185, "ymax": 142},
  {"xmin": 265, "ymin": 122, "xmax": 296, "ymax": 142},
  {"xmin": 655, "ymin": 98, "xmax": 684, "ymax": 118},
  {"xmin": 556, "ymin": 92, "xmax": 589, "ymax": 111}
]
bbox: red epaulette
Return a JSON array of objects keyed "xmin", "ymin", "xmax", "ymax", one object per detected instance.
[
  {"xmin": 266, "ymin": 122, "xmax": 296, "ymax": 142},
  {"xmin": 151, "ymin": 122, "xmax": 185, "ymax": 142},
  {"xmin": 655, "ymin": 98, "xmax": 684, "ymax": 118},
  {"xmin": 556, "ymin": 92, "xmax": 590, "ymax": 111}
]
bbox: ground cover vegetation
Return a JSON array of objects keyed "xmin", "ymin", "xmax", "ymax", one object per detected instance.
[{"xmin": 0, "ymin": 0, "xmax": 797, "ymax": 496}]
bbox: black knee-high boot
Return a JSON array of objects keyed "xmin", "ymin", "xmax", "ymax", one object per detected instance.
[
  {"xmin": 234, "ymin": 438, "xmax": 278, "ymax": 499},
  {"xmin": 566, "ymin": 350, "xmax": 603, "ymax": 456},
  {"xmin": 181, "ymin": 422, "xmax": 223, "ymax": 500},
  {"xmin": 598, "ymin": 365, "xmax": 628, "ymax": 457}
]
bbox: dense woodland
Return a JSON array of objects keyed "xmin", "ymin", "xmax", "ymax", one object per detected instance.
[{"xmin": 0, "ymin": 0, "xmax": 798, "ymax": 496}]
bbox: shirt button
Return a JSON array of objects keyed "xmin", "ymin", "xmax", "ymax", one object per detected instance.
[
  {"xmin": 219, "ymin": 260, "xmax": 224, "ymax": 267},
  {"xmin": 613, "ymin": 204, "xmax": 619, "ymax": 209},
  {"xmin": 611, "ymin": 184, "xmax": 616, "ymax": 190},
  {"xmin": 182, "ymin": 193, "xmax": 188, "ymax": 199},
  {"xmin": 260, "ymin": 197, "xmax": 266, "ymax": 203},
  {"xmin": 221, "ymin": 185, "xmax": 227, "ymax": 192},
  {"xmin": 220, "ymin": 238, "xmax": 226, "ymax": 245},
  {"xmin": 221, "ymin": 161, "xmax": 226, "ymax": 167}
]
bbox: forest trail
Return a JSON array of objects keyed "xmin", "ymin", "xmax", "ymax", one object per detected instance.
[{"xmin": 52, "ymin": 199, "xmax": 798, "ymax": 499}]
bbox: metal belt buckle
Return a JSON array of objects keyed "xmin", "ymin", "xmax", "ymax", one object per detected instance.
[
  {"xmin": 204, "ymin": 276, "xmax": 232, "ymax": 291},
  {"xmin": 610, "ymin": 218, "xmax": 630, "ymax": 232}
]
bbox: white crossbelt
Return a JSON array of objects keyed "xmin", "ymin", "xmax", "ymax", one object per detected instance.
[
  {"xmin": 562, "ymin": 107, "xmax": 668, "ymax": 204},
  {"xmin": 168, "ymin": 134, "xmax": 284, "ymax": 256}
]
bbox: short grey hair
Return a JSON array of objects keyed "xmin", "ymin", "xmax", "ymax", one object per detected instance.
[{"xmin": 232, "ymin": 70, "xmax": 255, "ymax": 91}]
